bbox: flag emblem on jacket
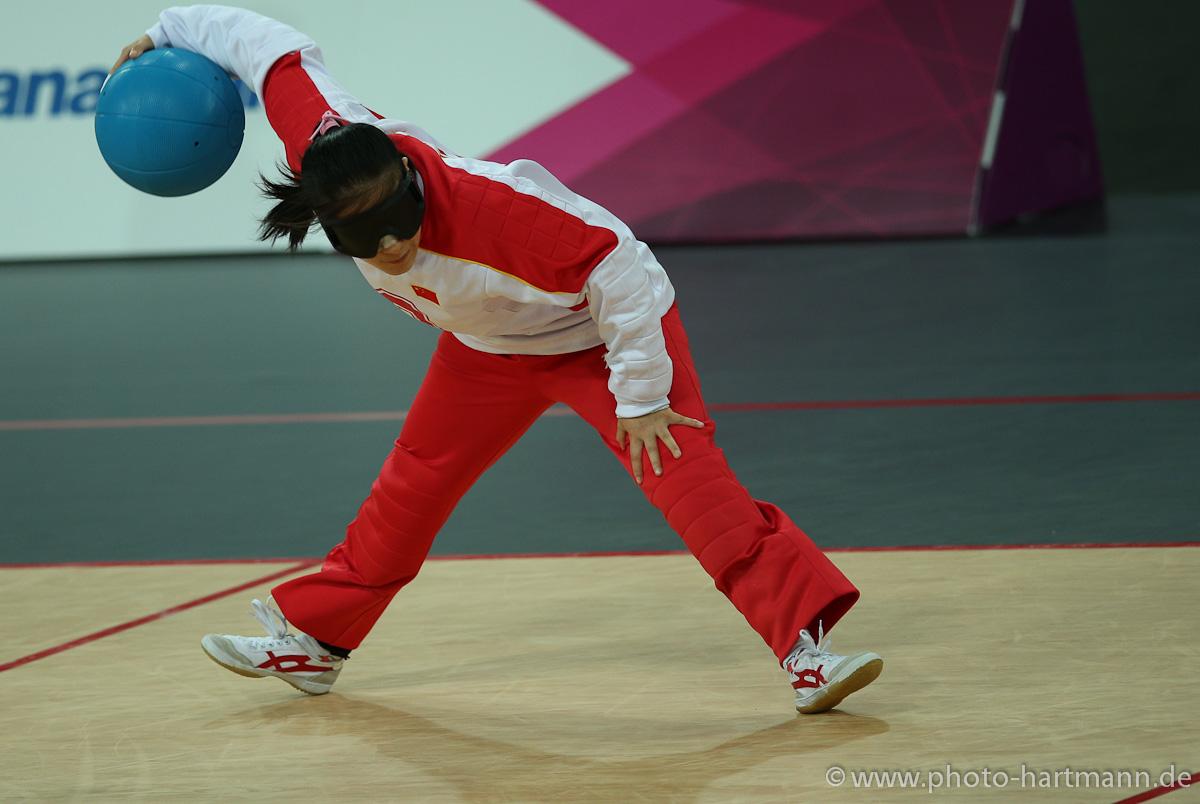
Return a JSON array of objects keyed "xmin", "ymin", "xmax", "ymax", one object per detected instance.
[{"xmin": 412, "ymin": 285, "xmax": 439, "ymax": 305}]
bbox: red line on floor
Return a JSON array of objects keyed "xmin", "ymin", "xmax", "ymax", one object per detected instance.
[
  {"xmin": 3, "ymin": 541, "xmax": 1198, "ymax": 570},
  {"xmin": 3, "ymin": 542, "xmax": 1198, "ymax": 677},
  {"xmin": 0, "ymin": 560, "xmax": 319, "ymax": 674},
  {"xmin": 1112, "ymin": 772, "xmax": 1197, "ymax": 803},
  {"xmin": 0, "ymin": 556, "xmax": 322, "ymax": 569},
  {"xmin": 824, "ymin": 540, "xmax": 1200, "ymax": 553},
  {"xmin": 712, "ymin": 391, "xmax": 1200, "ymax": 412},
  {"xmin": 2, "ymin": 391, "xmax": 1197, "ymax": 431},
  {"xmin": 0, "ymin": 410, "xmax": 411, "ymax": 431},
  {"xmin": 416, "ymin": 541, "xmax": 1200, "ymax": 560}
]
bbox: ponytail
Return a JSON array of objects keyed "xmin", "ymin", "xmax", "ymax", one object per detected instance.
[
  {"xmin": 257, "ymin": 163, "xmax": 317, "ymax": 251},
  {"xmin": 256, "ymin": 123, "xmax": 406, "ymax": 253}
]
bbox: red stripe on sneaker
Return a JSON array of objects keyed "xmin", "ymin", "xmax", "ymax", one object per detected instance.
[
  {"xmin": 791, "ymin": 665, "xmax": 828, "ymax": 690},
  {"xmin": 0, "ymin": 560, "xmax": 320, "ymax": 674},
  {"xmin": 256, "ymin": 651, "xmax": 333, "ymax": 673}
]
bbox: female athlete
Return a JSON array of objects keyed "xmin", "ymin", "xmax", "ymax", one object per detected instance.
[{"xmin": 111, "ymin": 5, "xmax": 882, "ymax": 714}]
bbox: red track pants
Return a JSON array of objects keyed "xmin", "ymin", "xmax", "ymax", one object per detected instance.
[{"xmin": 273, "ymin": 304, "xmax": 859, "ymax": 661}]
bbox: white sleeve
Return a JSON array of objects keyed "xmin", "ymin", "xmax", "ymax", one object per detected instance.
[
  {"xmin": 145, "ymin": 5, "xmax": 378, "ymax": 168},
  {"xmin": 146, "ymin": 5, "xmax": 312, "ymax": 100},
  {"xmin": 586, "ymin": 240, "xmax": 673, "ymax": 419}
]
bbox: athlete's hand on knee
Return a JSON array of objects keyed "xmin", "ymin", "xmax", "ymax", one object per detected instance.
[
  {"xmin": 110, "ymin": 34, "xmax": 155, "ymax": 74},
  {"xmin": 615, "ymin": 407, "xmax": 705, "ymax": 485}
]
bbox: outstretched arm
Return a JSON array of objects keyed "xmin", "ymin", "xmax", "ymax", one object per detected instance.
[{"xmin": 113, "ymin": 5, "xmax": 379, "ymax": 170}]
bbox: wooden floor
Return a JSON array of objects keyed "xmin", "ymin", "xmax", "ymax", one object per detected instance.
[{"xmin": 2, "ymin": 548, "xmax": 1197, "ymax": 802}]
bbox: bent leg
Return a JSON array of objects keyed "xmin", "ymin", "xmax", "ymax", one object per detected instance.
[
  {"xmin": 541, "ymin": 305, "xmax": 859, "ymax": 661},
  {"xmin": 274, "ymin": 334, "xmax": 551, "ymax": 649}
]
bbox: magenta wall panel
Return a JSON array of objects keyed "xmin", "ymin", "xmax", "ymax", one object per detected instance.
[{"xmin": 487, "ymin": 0, "xmax": 1102, "ymax": 242}]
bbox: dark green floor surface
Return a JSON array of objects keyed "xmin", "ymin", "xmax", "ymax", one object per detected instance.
[{"xmin": 2, "ymin": 194, "xmax": 1197, "ymax": 563}]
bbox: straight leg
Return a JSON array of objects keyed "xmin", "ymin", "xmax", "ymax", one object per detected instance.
[
  {"xmin": 536, "ymin": 304, "xmax": 860, "ymax": 661},
  {"xmin": 273, "ymin": 333, "xmax": 552, "ymax": 649}
]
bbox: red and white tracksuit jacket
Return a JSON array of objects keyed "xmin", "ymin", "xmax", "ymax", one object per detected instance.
[
  {"xmin": 150, "ymin": 4, "xmax": 674, "ymax": 419},
  {"xmin": 148, "ymin": 5, "xmax": 859, "ymax": 657}
]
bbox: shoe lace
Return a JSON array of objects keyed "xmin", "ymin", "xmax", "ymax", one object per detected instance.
[
  {"xmin": 784, "ymin": 620, "xmax": 833, "ymax": 669},
  {"xmin": 250, "ymin": 597, "xmax": 290, "ymax": 641},
  {"xmin": 248, "ymin": 597, "xmax": 333, "ymax": 662}
]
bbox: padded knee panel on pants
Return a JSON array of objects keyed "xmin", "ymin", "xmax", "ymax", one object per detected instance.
[
  {"xmin": 647, "ymin": 450, "xmax": 766, "ymax": 580},
  {"xmin": 342, "ymin": 445, "xmax": 464, "ymax": 587}
]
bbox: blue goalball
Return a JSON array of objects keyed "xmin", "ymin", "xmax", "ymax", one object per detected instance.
[{"xmin": 95, "ymin": 48, "xmax": 245, "ymax": 197}]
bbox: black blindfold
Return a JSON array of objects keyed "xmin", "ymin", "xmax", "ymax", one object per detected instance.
[{"xmin": 317, "ymin": 162, "xmax": 425, "ymax": 259}]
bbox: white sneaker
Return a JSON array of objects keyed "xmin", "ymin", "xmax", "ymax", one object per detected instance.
[
  {"xmin": 200, "ymin": 597, "xmax": 344, "ymax": 695},
  {"xmin": 783, "ymin": 624, "xmax": 882, "ymax": 714}
]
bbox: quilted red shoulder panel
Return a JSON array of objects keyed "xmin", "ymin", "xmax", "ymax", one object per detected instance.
[{"xmin": 396, "ymin": 136, "xmax": 618, "ymax": 295}]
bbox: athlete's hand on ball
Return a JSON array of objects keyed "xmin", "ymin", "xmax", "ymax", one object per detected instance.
[
  {"xmin": 616, "ymin": 407, "xmax": 705, "ymax": 485},
  {"xmin": 110, "ymin": 34, "xmax": 155, "ymax": 74}
]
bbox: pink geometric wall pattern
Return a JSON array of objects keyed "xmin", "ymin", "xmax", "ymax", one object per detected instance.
[{"xmin": 487, "ymin": 0, "xmax": 1017, "ymax": 241}]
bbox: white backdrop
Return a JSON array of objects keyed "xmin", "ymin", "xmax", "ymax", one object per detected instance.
[{"xmin": 0, "ymin": 1, "xmax": 627, "ymax": 261}]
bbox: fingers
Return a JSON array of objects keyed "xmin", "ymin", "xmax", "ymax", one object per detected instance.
[
  {"xmin": 657, "ymin": 413, "xmax": 702, "ymax": 466},
  {"xmin": 618, "ymin": 410, "xmax": 709, "ymax": 485},
  {"xmin": 669, "ymin": 412, "xmax": 705, "ymax": 429},
  {"xmin": 629, "ymin": 436, "xmax": 663, "ymax": 484},
  {"xmin": 629, "ymin": 437, "xmax": 644, "ymax": 485},
  {"xmin": 661, "ymin": 430, "xmax": 682, "ymax": 460},
  {"xmin": 646, "ymin": 439, "xmax": 663, "ymax": 479},
  {"xmin": 111, "ymin": 48, "xmax": 137, "ymax": 75},
  {"xmin": 110, "ymin": 38, "xmax": 150, "ymax": 75}
]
